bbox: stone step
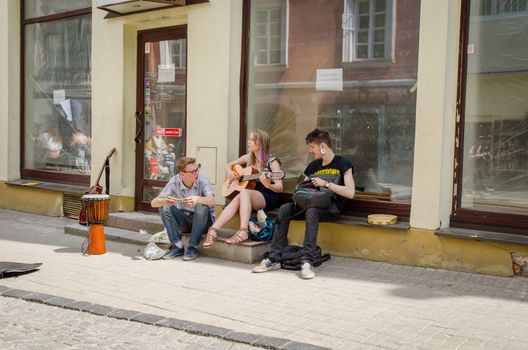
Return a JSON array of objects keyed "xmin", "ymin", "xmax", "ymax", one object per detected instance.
[
  {"xmin": 65, "ymin": 211, "xmax": 270, "ymax": 264},
  {"xmin": 106, "ymin": 211, "xmax": 165, "ymax": 234}
]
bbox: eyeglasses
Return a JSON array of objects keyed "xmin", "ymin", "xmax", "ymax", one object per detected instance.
[{"xmin": 183, "ymin": 164, "xmax": 201, "ymax": 174}]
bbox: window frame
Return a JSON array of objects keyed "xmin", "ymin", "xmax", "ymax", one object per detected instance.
[
  {"xmin": 450, "ymin": 0, "xmax": 528, "ymax": 233},
  {"xmin": 240, "ymin": 0, "xmax": 411, "ymax": 219},
  {"xmin": 20, "ymin": 5, "xmax": 92, "ymax": 185},
  {"xmin": 342, "ymin": 0, "xmax": 395, "ymax": 63},
  {"xmin": 253, "ymin": 0, "xmax": 288, "ymax": 67}
]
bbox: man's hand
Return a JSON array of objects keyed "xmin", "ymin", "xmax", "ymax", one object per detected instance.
[
  {"xmin": 311, "ymin": 177, "xmax": 326, "ymax": 188},
  {"xmin": 165, "ymin": 196, "xmax": 177, "ymax": 205},
  {"xmin": 183, "ymin": 196, "xmax": 201, "ymax": 207}
]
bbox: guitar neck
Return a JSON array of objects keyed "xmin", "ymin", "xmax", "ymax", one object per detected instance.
[
  {"xmin": 93, "ymin": 148, "xmax": 116, "ymax": 186},
  {"xmin": 240, "ymin": 173, "xmax": 261, "ymax": 182}
]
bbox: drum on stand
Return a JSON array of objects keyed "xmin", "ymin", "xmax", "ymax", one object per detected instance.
[{"xmin": 81, "ymin": 194, "xmax": 110, "ymax": 255}]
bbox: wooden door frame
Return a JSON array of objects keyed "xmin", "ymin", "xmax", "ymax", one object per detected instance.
[{"xmin": 135, "ymin": 25, "xmax": 188, "ymax": 211}]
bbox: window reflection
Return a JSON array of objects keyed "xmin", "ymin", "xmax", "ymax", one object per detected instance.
[
  {"xmin": 247, "ymin": 0, "xmax": 420, "ymax": 202},
  {"xmin": 24, "ymin": 15, "xmax": 92, "ymax": 175},
  {"xmin": 460, "ymin": 1, "xmax": 528, "ymax": 214}
]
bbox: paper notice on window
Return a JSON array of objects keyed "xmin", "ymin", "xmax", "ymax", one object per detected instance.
[
  {"xmin": 53, "ymin": 89, "xmax": 66, "ymax": 104},
  {"xmin": 158, "ymin": 64, "xmax": 175, "ymax": 83},
  {"xmin": 60, "ymin": 99, "xmax": 73, "ymax": 122},
  {"xmin": 316, "ymin": 68, "xmax": 343, "ymax": 91}
]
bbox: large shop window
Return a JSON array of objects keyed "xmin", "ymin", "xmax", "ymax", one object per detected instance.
[
  {"xmin": 22, "ymin": 0, "xmax": 92, "ymax": 184},
  {"xmin": 243, "ymin": 0, "xmax": 420, "ymax": 216},
  {"xmin": 453, "ymin": 0, "xmax": 528, "ymax": 231}
]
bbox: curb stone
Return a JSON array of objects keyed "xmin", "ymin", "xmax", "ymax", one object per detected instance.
[{"xmin": 0, "ymin": 285, "xmax": 330, "ymax": 350}]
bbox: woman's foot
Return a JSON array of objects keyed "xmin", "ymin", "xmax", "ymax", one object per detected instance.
[
  {"xmin": 203, "ymin": 227, "xmax": 218, "ymax": 249},
  {"xmin": 226, "ymin": 228, "xmax": 249, "ymax": 245}
]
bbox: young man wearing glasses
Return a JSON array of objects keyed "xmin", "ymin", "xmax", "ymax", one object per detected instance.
[{"xmin": 151, "ymin": 157, "xmax": 216, "ymax": 260}]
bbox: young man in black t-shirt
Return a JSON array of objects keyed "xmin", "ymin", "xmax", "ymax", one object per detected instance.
[{"xmin": 253, "ymin": 129, "xmax": 355, "ymax": 279}]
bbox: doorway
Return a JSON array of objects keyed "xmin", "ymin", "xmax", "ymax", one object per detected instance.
[{"xmin": 135, "ymin": 26, "xmax": 187, "ymax": 211}]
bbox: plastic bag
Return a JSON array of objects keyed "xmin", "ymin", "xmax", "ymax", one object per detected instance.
[
  {"xmin": 143, "ymin": 242, "xmax": 167, "ymax": 260},
  {"xmin": 149, "ymin": 229, "xmax": 171, "ymax": 245}
]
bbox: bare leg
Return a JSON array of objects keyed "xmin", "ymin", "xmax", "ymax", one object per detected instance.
[
  {"xmin": 226, "ymin": 189, "xmax": 266, "ymax": 244},
  {"xmin": 213, "ymin": 195, "xmax": 241, "ymax": 230}
]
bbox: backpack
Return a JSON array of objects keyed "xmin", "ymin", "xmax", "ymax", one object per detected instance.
[
  {"xmin": 292, "ymin": 174, "xmax": 342, "ymax": 210},
  {"xmin": 267, "ymin": 245, "xmax": 331, "ymax": 270}
]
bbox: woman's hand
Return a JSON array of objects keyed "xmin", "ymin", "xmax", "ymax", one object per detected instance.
[{"xmin": 260, "ymin": 173, "xmax": 271, "ymax": 188}]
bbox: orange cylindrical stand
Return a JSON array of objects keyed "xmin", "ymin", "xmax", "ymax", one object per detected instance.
[{"xmin": 88, "ymin": 224, "xmax": 106, "ymax": 255}]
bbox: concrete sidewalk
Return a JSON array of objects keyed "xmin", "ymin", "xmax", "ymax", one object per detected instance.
[{"xmin": 1, "ymin": 208, "xmax": 528, "ymax": 349}]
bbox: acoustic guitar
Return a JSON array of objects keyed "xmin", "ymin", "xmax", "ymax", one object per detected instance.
[
  {"xmin": 221, "ymin": 164, "xmax": 284, "ymax": 199},
  {"xmin": 79, "ymin": 148, "xmax": 116, "ymax": 225}
]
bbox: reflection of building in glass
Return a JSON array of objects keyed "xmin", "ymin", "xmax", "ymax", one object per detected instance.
[
  {"xmin": 247, "ymin": 0, "xmax": 419, "ymax": 200},
  {"xmin": 461, "ymin": 3, "xmax": 528, "ymax": 211},
  {"xmin": 24, "ymin": 14, "xmax": 92, "ymax": 175}
]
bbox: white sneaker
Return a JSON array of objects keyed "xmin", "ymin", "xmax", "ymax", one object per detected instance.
[
  {"xmin": 301, "ymin": 262, "xmax": 315, "ymax": 279},
  {"xmin": 252, "ymin": 258, "xmax": 281, "ymax": 273}
]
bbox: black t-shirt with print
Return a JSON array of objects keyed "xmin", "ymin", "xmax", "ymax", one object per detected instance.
[{"xmin": 304, "ymin": 155, "xmax": 353, "ymax": 212}]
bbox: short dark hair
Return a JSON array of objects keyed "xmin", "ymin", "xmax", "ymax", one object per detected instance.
[{"xmin": 305, "ymin": 128, "xmax": 332, "ymax": 149}]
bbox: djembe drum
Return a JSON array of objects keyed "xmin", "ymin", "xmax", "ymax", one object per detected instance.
[{"xmin": 81, "ymin": 194, "xmax": 110, "ymax": 255}]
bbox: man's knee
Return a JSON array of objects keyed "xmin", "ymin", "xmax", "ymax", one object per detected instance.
[
  {"xmin": 194, "ymin": 203, "xmax": 209, "ymax": 217},
  {"xmin": 278, "ymin": 202, "xmax": 294, "ymax": 219},
  {"xmin": 305, "ymin": 208, "xmax": 320, "ymax": 222},
  {"xmin": 160, "ymin": 205, "xmax": 172, "ymax": 217}
]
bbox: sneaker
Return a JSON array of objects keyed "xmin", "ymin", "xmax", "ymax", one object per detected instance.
[
  {"xmin": 252, "ymin": 258, "xmax": 281, "ymax": 273},
  {"xmin": 183, "ymin": 246, "xmax": 198, "ymax": 261},
  {"xmin": 301, "ymin": 262, "xmax": 315, "ymax": 279},
  {"xmin": 163, "ymin": 245, "xmax": 184, "ymax": 259}
]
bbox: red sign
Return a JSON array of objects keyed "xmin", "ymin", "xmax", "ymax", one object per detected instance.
[{"xmin": 155, "ymin": 128, "xmax": 182, "ymax": 137}]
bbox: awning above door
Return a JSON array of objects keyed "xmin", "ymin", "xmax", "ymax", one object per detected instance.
[{"xmin": 97, "ymin": 0, "xmax": 209, "ymax": 18}]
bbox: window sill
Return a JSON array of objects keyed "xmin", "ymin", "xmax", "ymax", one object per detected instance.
[
  {"xmin": 342, "ymin": 59, "xmax": 395, "ymax": 69},
  {"xmin": 435, "ymin": 227, "xmax": 528, "ymax": 246},
  {"xmin": 254, "ymin": 64, "xmax": 288, "ymax": 73},
  {"xmin": 6, "ymin": 179, "xmax": 87, "ymax": 195}
]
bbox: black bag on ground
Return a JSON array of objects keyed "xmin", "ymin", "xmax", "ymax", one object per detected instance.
[
  {"xmin": 292, "ymin": 174, "xmax": 341, "ymax": 210},
  {"xmin": 277, "ymin": 245, "xmax": 331, "ymax": 270}
]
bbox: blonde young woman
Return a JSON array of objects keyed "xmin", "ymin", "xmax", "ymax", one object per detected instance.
[{"xmin": 203, "ymin": 129, "xmax": 283, "ymax": 247}]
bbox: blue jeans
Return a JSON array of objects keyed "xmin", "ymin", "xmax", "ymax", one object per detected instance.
[
  {"xmin": 268, "ymin": 202, "xmax": 339, "ymax": 264},
  {"xmin": 160, "ymin": 204, "xmax": 212, "ymax": 247}
]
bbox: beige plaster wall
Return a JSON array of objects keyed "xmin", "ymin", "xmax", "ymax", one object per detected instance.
[
  {"xmin": 0, "ymin": 0, "xmax": 21, "ymax": 182},
  {"xmin": 410, "ymin": 0, "xmax": 461, "ymax": 230},
  {"xmin": 91, "ymin": 0, "xmax": 241, "ymax": 204}
]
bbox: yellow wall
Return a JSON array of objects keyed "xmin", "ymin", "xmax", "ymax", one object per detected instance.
[
  {"xmin": 287, "ymin": 221, "xmax": 519, "ymax": 277},
  {"xmin": 0, "ymin": 182, "xmax": 62, "ymax": 216}
]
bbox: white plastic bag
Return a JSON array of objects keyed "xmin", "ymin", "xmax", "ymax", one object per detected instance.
[
  {"xmin": 149, "ymin": 229, "xmax": 171, "ymax": 245},
  {"xmin": 143, "ymin": 242, "xmax": 167, "ymax": 260}
]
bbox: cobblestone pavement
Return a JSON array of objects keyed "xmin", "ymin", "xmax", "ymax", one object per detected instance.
[
  {"xmin": 0, "ymin": 296, "xmax": 260, "ymax": 350},
  {"xmin": 2, "ymin": 208, "xmax": 528, "ymax": 349}
]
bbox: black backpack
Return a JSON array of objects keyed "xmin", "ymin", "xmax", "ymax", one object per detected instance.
[{"xmin": 266, "ymin": 245, "xmax": 331, "ymax": 270}]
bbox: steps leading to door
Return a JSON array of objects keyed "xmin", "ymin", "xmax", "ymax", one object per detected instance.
[{"xmin": 64, "ymin": 211, "xmax": 270, "ymax": 264}]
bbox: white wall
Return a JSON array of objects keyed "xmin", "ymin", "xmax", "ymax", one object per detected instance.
[
  {"xmin": 0, "ymin": 0, "xmax": 21, "ymax": 181},
  {"xmin": 410, "ymin": 0, "xmax": 461, "ymax": 230}
]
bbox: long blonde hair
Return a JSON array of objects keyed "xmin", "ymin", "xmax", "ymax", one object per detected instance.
[{"xmin": 248, "ymin": 129, "xmax": 270, "ymax": 168}]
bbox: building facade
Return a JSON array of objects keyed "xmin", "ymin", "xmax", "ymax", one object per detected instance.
[{"xmin": 1, "ymin": 0, "xmax": 527, "ymax": 276}]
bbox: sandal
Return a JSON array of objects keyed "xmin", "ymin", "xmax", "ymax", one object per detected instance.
[
  {"xmin": 226, "ymin": 228, "xmax": 249, "ymax": 245},
  {"xmin": 203, "ymin": 227, "xmax": 218, "ymax": 249}
]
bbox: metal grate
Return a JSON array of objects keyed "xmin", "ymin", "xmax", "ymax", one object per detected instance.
[{"xmin": 63, "ymin": 193, "xmax": 82, "ymax": 219}]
